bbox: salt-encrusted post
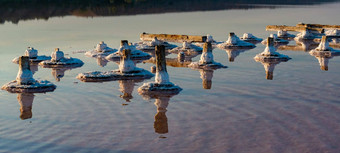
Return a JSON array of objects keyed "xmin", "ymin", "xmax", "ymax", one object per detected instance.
[
  {"xmin": 155, "ymin": 45, "xmax": 169, "ymax": 84},
  {"xmin": 119, "ymin": 49, "xmax": 135, "ymax": 73},
  {"xmin": 51, "ymin": 48, "xmax": 64, "ymax": 62},
  {"xmin": 16, "ymin": 56, "xmax": 34, "ymax": 85},
  {"xmin": 199, "ymin": 42, "xmax": 213, "ymax": 64},
  {"xmin": 120, "ymin": 40, "xmax": 129, "ymax": 51}
]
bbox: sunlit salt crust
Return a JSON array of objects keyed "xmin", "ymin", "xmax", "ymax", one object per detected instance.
[
  {"xmin": 39, "ymin": 57, "xmax": 84, "ymax": 68},
  {"xmin": 84, "ymin": 49, "xmax": 118, "ymax": 58},
  {"xmin": 294, "ymin": 29, "xmax": 321, "ymax": 41},
  {"xmin": 261, "ymin": 34, "xmax": 289, "ymax": 46},
  {"xmin": 254, "ymin": 45, "xmax": 291, "ymax": 61},
  {"xmin": 1, "ymin": 80, "xmax": 56, "ymax": 93},
  {"xmin": 169, "ymin": 42, "xmax": 203, "ymax": 54},
  {"xmin": 12, "ymin": 47, "xmax": 51, "ymax": 64},
  {"xmin": 12, "ymin": 56, "xmax": 51, "ymax": 64},
  {"xmin": 217, "ymin": 34, "xmax": 255, "ymax": 49},
  {"xmin": 309, "ymin": 42, "xmax": 340, "ymax": 57},
  {"xmin": 277, "ymin": 30, "xmax": 295, "ymax": 39},
  {"xmin": 105, "ymin": 50, "xmax": 151, "ymax": 61},
  {"xmin": 188, "ymin": 61, "xmax": 227, "ymax": 70},
  {"xmin": 138, "ymin": 82, "xmax": 182, "ymax": 97},
  {"xmin": 240, "ymin": 33, "xmax": 263, "ymax": 43},
  {"xmin": 85, "ymin": 41, "xmax": 117, "ymax": 58},
  {"xmin": 77, "ymin": 68, "xmax": 154, "ymax": 82},
  {"xmin": 134, "ymin": 38, "xmax": 177, "ymax": 51}
]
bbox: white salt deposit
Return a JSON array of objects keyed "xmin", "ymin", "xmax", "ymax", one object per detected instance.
[
  {"xmin": 240, "ymin": 33, "xmax": 263, "ymax": 42},
  {"xmin": 255, "ymin": 37, "xmax": 291, "ymax": 61},
  {"xmin": 24, "ymin": 47, "xmax": 38, "ymax": 58},
  {"xmin": 155, "ymin": 71, "xmax": 169, "ymax": 84},
  {"xmin": 135, "ymin": 37, "xmax": 177, "ymax": 51},
  {"xmin": 105, "ymin": 47, "xmax": 151, "ymax": 61},
  {"xmin": 119, "ymin": 56, "xmax": 136, "ymax": 73},
  {"xmin": 85, "ymin": 41, "xmax": 117, "ymax": 58},
  {"xmin": 40, "ymin": 48, "xmax": 84, "ymax": 68},
  {"xmin": 2, "ymin": 57, "xmax": 56, "ymax": 93},
  {"xmin": 277, "ymin": 30, "xmax": 295, "ymax": 39},
  {"xmin": 217, "ymin": 33, "xmax": 255, "ymax": 49},
  {"xmin": 16, "ymin": 68, "xmax": 35, "ymax": 85},
  {"xmin": 294, "ymin": 29, "xmax": 321, "ymax": 41},
  {"xmin": 261, "ymin": 34, "xmax": 289, "ymax": 45},
  {"xmin": 12, "ymin": 47, "xmax": 51, "ymax": 64},
  {"xmin": 169, "ymin": 41, "xmax": 203, "ymax": 54}
]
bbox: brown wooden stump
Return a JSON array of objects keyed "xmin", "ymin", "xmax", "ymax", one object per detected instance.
[{"xmin": 155, "ymin": 45, "xmax": 167, "ymax": 73}]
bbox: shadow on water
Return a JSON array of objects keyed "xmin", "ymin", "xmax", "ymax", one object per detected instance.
[{"xmin": 1, "ymin": 0, "xmax": 339, "ymax": 24}]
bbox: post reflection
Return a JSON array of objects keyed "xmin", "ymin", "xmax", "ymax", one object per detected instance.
[
  {"xmin": 224, "ymin": 49, "xmax": 249, "ymax": 62},
  {"xmin": 97, "ymin": 57, "xmax": 109, "ymax": 67},
  {"xmin": 154, "ymin": 96, "xmax": 170, "ymax": 135},
  {"xmin": 200, "ymin": 69, "xmax": 214, "ymax": 89},
  {"xmin": 17, "ymin": 93, "xmax": 34, "ymax": 120},
  {"xmin": 278, "ymin": 39, "xmax": 318, "ymax": 52}
]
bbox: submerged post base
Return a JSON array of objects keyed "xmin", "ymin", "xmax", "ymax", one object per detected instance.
[
  {"xmin": 1, "ymin": 80, "xmax": 56, "ymax": 93},
  {"xmin": 138, "ymin": 82, "xmax": 182, "ymax": 97},
  {"xmin": 77, "ymin": 68, "xmax": 154, "ymax": 82}
]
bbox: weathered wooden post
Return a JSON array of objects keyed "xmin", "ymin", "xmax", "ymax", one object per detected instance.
[
  {"xmin": 155, "ymin": 45, "xmax": 169, "ymax": 84},
  {"xmin": 119, "ymin": 49, "xmax": 135, "ymax": 73},
  {"xmin": 16, "ymin": 56, "xmax": 34, "ymax": 85},
  {"xmin": 199, "ymin": 42, "xmax": 213, "ymax": 64},
  {"xmin": 119, "ymin": 40, "xmax": 129, "ymax": 52},
  {"xmin": 18, "ymin": 93, "xmax": 34, "ymax": 120}
]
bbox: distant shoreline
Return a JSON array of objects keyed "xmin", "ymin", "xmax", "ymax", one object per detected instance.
[{"xmin": 0, "ymin": 0, "xmax": 339, "ymax": 24}]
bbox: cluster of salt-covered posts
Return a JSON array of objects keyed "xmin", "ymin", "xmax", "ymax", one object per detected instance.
[
  {"xmin": 3, "ymin": 23, "xmax": 340, "ymax": 120},
  {"xmin": 266, "ymin": 23, "xmax": 340, "ymax": 71}
]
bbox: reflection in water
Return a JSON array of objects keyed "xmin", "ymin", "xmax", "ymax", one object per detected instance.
[
  {"xmin": 118, "ymin": 80, "xmax": 139, "ymax": 103},
  {"xmin": 97, "ymin": 57, "xmax": 109, "ymax": 67},
  {"xmin": 51, "ymin": 67, "xmax": 75, "ymax": 82},
  {"xmin": 278, "ymin": 39, "xmax": 318, "ymax": 52},
  {"xmin": 261, "ymin": 61, "xmax": 280, "ymax": 80},
  {"xmin": 154, "ymin": 96, "xmax": 170, "ymax": 135},
  {"xmin": 225, "ymin": 49, "xmax": 249, "ymax": 62},
  {"xmin": 17, "ymin": 93, "xmax": 34, "ymax": 120},
  {"xmin": 30, "ymin": 64, "xmax": 39, "ymax": 74},
  {"xmin": 200, "ymin": 69, "xmax": 214, "ymax": 89},
  {"xmin": 310, "ymin": 50, "xmax": 340, "ymax": 71}
]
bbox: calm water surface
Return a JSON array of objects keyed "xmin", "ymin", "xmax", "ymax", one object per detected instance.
[{"xmin": 0, "ymin": 2, "xmax": 340, "ymax": 153}]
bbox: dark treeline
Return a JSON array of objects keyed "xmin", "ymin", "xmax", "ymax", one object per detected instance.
[{"xmin": 0, "ymin": 0, "xmax": 339, "ymax": 24}]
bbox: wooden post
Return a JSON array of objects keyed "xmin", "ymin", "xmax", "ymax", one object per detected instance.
[
  {"xmin": 200, "ymin": 42, "xmax": 213, "ymax": 64},
  {"xmin": 267, "ymin": 37, "xmax": 274, "ymax": 47},
  {"xmin": 155, "ymin": 45, "xmax": 167, "ymax": 73},
  {"xmin": 266, "ymin": 25, "xmax": 323, "ymax": 33},
  {"xmin": 121, "ymin": 40, "xmax": 128, "ymax": 46},
  {"xmin": 141, "ymin": 32, "xmax": 207, "ymax": 43},
  {"xmin": 17, "ymin": 56, "xmax": 34, "ymax": 85},
  {"xmin": 296, "ymin": 23, "xmax": 340, "ymax": 29},
  {"xmin": 19, "ymin": 56, "xmax": 31, "ymax": 72},
  {"xmin": 121, "ymin": 49, "xmax": 131, "ymax": 61}
]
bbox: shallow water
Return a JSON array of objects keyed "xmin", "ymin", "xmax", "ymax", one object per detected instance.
[{"xmin": 1, "ymin": 2, "xmax": 340, "ymax": 153}]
